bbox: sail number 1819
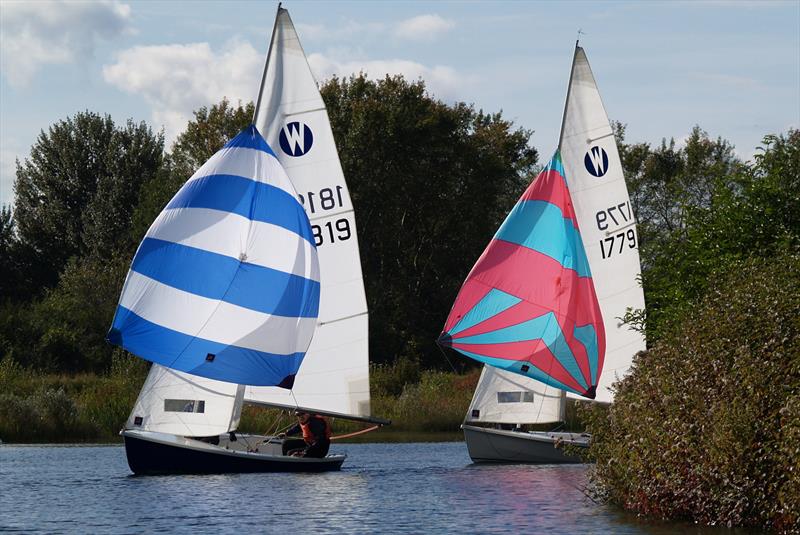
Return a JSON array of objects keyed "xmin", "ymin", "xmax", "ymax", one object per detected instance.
[{"xmin": 298, "ymin": 186, "xmax": 344, "ymax": 214}]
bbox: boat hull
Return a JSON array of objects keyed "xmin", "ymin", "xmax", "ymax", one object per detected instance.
[
  {"xmin": 462, "ymin": 424, "xmax": 587, "ymax": 464},
  {"xmin": 122, "ymin": 430, "xmax": 345, "ymax": 475}
]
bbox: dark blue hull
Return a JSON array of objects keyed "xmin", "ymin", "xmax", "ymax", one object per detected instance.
[{"xmin": 123, "ymin": 432, "xmax": 345, "ymax": 475}]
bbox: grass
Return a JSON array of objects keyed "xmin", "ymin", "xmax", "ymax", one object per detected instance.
[
  {"xmin": 0, "ymin": 356, "xmax": 489, "ymax": 443},
  {"xmin": 0, "ymin": 353, "xmax": 591, "ymax": 444}
]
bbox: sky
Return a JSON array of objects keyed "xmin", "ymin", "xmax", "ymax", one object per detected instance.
[{"xmin": 1, "ymin": 0, "xmax": 798, "ymax": 208}]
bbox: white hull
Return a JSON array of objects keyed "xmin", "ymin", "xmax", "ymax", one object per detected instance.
[{"xmin": 462, "ymin": 424, "xmax": 588, "ymax": 464}]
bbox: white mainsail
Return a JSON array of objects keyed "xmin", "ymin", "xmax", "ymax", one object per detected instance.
[
  {"xmin": 465, "ymin": 366, "xmax": 564, "ymax": 425},
  {"xmin": 126, "ymin": 365, "xmax": 245, "ymax": 436},
  {"xmin": 248, "ymin": 7, "xmax": 371, "ymax": 417},
  {"xmin": 559, "ymin": 45, "xmax": 647, "ymax": 403}
]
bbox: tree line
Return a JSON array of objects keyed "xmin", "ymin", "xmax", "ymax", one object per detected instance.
[{"xmin": 0, "ymin": 74, "xmax": 797, "ymax": 376}]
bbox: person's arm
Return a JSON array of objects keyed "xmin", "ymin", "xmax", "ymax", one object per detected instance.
[{"xmin": 284, "ymin": 424, "xmax": 301, "ymax": 436}]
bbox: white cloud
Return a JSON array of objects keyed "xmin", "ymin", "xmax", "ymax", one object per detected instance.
[
  {"xmin": 394, "ymin": 14, "xmax": 455, "ymax": 41},
  {"xmin": 103, "ymin": 35, "xmax": 467, "ymax": 144},
  {"xmin": 102, "ymin": 40, "xmax": 263, "ymax": 144},
  {"xmin": 308, "ymin": 53, "xmax": 465, "ymax": 100},
  {"xmin": 0, "ymin": 0, "xmax": 133, "ymax": 87}
]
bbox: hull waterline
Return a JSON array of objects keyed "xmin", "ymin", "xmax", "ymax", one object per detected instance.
[
  {"xmin": 462, "ymin": 424, "xmax": 587, "ymax": 464},
  {"xmin": 122, "ymin": 430, "xmax": 345, "ymax": 475}
]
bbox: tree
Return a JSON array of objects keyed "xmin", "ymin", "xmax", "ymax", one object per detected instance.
[
  {"xmin": 171, "ymin": 98, "xmax": 254, "ymax": 171},
  {"xmin": 615, "ymin": 126, "xmax": 748, "ymax": 339},
  {"xmin": 580, "ymin": 251, "xmax": 800, "ymax": 532},
  {"xmin": 13, "ymin": 112, "xmax": 163, "ymax": 288},
  {"xmin": 129, "ymin": 99, "xmax": 254, "ymax": 244},
  {"xmin": 321, "ymin": 75, "xmax": 538, "ymax": 365}
]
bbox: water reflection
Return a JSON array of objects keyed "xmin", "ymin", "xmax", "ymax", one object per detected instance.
[{"xmin": 0, "ymin": 443, "xmax": 761, "ymax": 534}]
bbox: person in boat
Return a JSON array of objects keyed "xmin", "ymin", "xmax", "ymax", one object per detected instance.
[{"xmin": 279, "ymin": 411, "xmax": 331, "ymax": 458}]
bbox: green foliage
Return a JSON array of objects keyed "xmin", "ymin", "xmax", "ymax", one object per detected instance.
[
  {"xmin": 13, "ymin": 112, "xmax": 163, "ymax": 288},
  {"xmin": 0, "ymin": 353, "xmax": 148, "ymax": 442},
  {"xmin": 619, "ymin": 128, "xmax": 799, "ymax": 341},
  {"xmin": 322, "ymin": 74, "xmax": 537, "ymax": 364},
  {"xmin": 579, "ymin": 253, "xmax": 800, "ymax": 532},
  {"xmin": 171, "ymin": 98, "xmax": 254, "ymax": 171},
  {"xmin": 129, "ymin": 99, "xmax": 253, "ymax": 245},
  {"xmin": 370, "ymin": 357, "xmax": 422, "ymax": 397},
  {"xmin": 383, "ymin": 369, "xmax": 478, "ymax": 431}
]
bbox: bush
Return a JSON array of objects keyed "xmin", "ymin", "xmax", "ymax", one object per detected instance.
[
  {"xmin": 580, "ymin": 253, "xmax": 800, "ymax": 533},
  {"xmin": 370, "ymin": 357, "xmax": 422, "ymax": 397}
]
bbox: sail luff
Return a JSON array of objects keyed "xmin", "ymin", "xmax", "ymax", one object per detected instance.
[
  {"xmin": 557, "ymin": 41, "xmax": 581, "ymax": 150},
  {"xmin": 253, "ymin": 4, "xmax": 284, "ymax": 123}
]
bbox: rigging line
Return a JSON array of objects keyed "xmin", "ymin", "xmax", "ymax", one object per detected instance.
[
  {"xmin": 261, "ymin": 406, "xmax": 289, "ymax": 439},
  {"xmin": 330, "ymin": 425, "xmax": 381, "ymax": 441},
  {"xmin": 436, "ymin": 341, "xmax": 458, "ymax": 374}
]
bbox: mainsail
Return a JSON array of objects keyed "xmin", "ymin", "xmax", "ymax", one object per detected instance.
[
  {"xmin": 247, "ymin": 7, "xmax": 371, "ymax": 418},
  {"xmin": 125, "ymin": 364, "xmax": 245, "ymax": 436},
  {"xmin": 559, "ymin": 45, "xmax": 647, "ymax": 403},
  {"xmin": 108, "ymin": 126, "xmax": 320, "ymax": 387},
  {"xmin": 440, "ymin": 153, "xmax": 605, "ymax": 399},
  {"xmin": 466, "ymin": 366, "xmax": 564, "ymax": 425}
]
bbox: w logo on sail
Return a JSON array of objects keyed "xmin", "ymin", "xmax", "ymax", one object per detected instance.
[
  {"xmin": 279, "ymin": 122, "xmax": 314, "ymax": 157},
  {"xmin": 584, "ymin": 146, "xmax": 609, "ymax": 177}
]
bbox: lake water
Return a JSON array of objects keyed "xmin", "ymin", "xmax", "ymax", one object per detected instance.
[{"xmin": 0, "ymin": 442, "xmax": 756, "ymax": 534}]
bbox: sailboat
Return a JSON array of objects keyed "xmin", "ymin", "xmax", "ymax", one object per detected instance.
[
  {"xmin": 439, "ymin": 43, "xmax": 646, "ymax": 463},
  {"xmin": 110, "ymin": 5, "xmax": 386, "ymax": 475}
]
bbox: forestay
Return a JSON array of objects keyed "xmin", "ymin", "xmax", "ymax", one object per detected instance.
[
  {"xmin": 126, "ymin": 364, "xmax": 245, "ymax": 436},
  {"xmin": 466, "ymin": 366, "xmax": 564, "ymax": 425},
  {"xmin": 248, "ymin": 7, "xmax": 370, "ymax": 417},
  {"xmin": 108, "ymin": 126, "xmax": 320, "ymax": 387},
  {"xmin": 559, "ymin": 45, "xmax": 647, "ymax": 403},
  {"xmin": 440, "ymin": 153, "xmax": 605, "ymax": 399}
]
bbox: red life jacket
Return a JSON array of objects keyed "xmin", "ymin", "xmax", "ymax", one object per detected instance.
[{"xmin": 300, "ymin": 415, "xmax": 332, "ymax": 444}]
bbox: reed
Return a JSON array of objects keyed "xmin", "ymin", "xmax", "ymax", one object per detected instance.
[{"xmin": 0, "ymin": 356, "xmax": 481, "ymax": 443}]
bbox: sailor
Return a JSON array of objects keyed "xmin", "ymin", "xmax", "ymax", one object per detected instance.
[{"xmin": 279, "ymin": 410, "xmax": 332, "ymax": 458}]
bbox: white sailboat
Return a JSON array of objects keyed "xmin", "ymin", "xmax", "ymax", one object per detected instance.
[
  {"xmin": 113, "ymin": 5, "xmax": 386, "ymax": 475},
  {"xmin": 445, "ymin": 42, "xmax": 646, "ymax": 463}
]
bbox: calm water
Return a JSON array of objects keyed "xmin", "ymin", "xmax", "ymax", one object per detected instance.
[{"xmin": 0, "ymin": 442, "xmax": 756, "ymax": 534}]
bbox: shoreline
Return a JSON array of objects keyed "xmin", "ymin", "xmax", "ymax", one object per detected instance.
[{"xmin": 0, "ymin": 429, "xmax": 466, "ymax": 446}]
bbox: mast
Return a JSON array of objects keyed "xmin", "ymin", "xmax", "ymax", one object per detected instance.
[
  {"xmin": 253, "ymin": 2, "xmax": 282, "ymax": 123},
  {"xmin": 557, "ymin": 40, "xmax": 580, "ymax": 150}
]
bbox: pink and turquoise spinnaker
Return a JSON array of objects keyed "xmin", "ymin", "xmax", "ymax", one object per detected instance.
[{"xmin": 438, "ymin": 152, "xmax": 605, "ymax": 399}]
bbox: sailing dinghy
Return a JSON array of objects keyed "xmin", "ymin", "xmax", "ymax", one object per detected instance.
[
  {"xmin": 440, "ymin": 43, "xmax": 646, "ymax": 463},
  {"xmin": 110, "ymin": 6, "xmax": 386, "ymax": 475}
]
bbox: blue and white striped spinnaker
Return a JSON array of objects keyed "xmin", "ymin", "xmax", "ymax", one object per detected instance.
[{"xmin": 108, "ymin": 125, "xmax": 320, "ymax": 387}]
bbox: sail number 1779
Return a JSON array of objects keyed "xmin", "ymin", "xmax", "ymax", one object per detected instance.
[{"xmin": 596, "ymin": 201, "xmax": 637, "ymax": 259}]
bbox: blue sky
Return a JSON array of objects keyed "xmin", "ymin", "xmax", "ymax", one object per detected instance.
[{"xmin": 1, "ymin": 0, "xmax": 798, "ymax": 207}]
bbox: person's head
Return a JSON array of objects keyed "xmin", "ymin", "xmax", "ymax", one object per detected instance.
[{"xmin": 295, "ymin": 410, "xmax": 309, "ymax": 423}]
